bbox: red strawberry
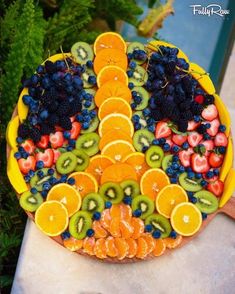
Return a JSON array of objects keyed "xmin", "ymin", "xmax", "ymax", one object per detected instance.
[
  {"xmin": 207, "ymin": 180, "xmax": 224, "ymax": 197},
  {"xmin": 52, "ymin": 149, "xmax": 61, "ymax": 164},
  {"xmin": 55, "ymin": 126, "xmax": 63, "ymax": 132},
  {"xmin": 70, "ymin": 122, "xmax": 81, "ymax": 139},
  {"xmin": 36, "ymin": 135, "xmax": 49, "ymax": 149},
  {"xmin": 191, "ymin": 153, "xmax": 210, "ymax": 173},
  {"xmin": 187, "ymin": 120, "xmax": 200, "ymax": 131},
  {"xmin": 214, "ymin": 132, "xmax": 228, "ymax": 147},
  {"xmin": 178, "ymin": 148, "xmax": 194, "ymax": 167},
  {"xmin": 70, "ymin": 116, "xmax": 76, "ymax": 123},
  {"xmin": 155, "ymin": 122, "xmax": 171, "ymax": 139},
  {"xmin": 209, "ymin": 152, "xmax": 224, "ymax": 168},
  {"xmin": 172, "ymin": 134, "xmax": 187, "ymax": 146},
  {"xmin": 49, "ymin": 131, "xmax": 64, "ymax": 149},
  {"xmin": 21, "ymin": 140, "xmax": 36, "ymax": 154},
  {"xmin": 201, "ymin": 140, "xmax": 214, "ymax": 156},
  {"xmin": 194, "ymin": 95, "xmax": 204, "ymax": 104},
  {"xmin": 18, "ymin": 156, "xmax": 36, "ymax": 174},
  {"xmin": 203, "ymin": 174, "xmax": 219, "ymax": 183},
  {"xmin": 201, "ymin": 104, "xmax": 218, "ymax": 121},
  {"xmin": 188, "ymin": 132, "xmax": 203, "ymax": 147},
  {"xmin": 206, "ymin": 118, "xmax": 220, "ymax": 136},
  {"xmin": 35, "ymin": 149, "xmax": 54, "ymax": 167}
]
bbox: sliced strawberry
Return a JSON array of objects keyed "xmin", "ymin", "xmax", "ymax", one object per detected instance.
[
  {"xmin": 21, "ymin": 139, "xmax": 36, "ymax": 154},
  {"xmin": 206, "ymin": 118, "xmax": 220, "ymax": 137},
  {"xmin": 207, "ymin": 180, "xmax": 224, "ymax": 197},
  {"xmin": 214, "ymin": 132, "xmax": 228, "ymax": 147},
  {"xmin": 178, "ymin": 148, "xmax": 194, "ymax": 167},
  {"xmin": 201, "ymin": 104, "xmax": 218, "ymax": 121},
  {"xmin": 188, "ymin": 132, "xmax": 203, "ymax": 147},
  {"xmin": 209, "ymin": 152, "xmax": 224, "ymax": 168},
  {"xmin": 203, "ymin": 174, "xmax": 219, "ymax": 183},
  {"xmin": 201, "ymin": 140, "xmax": 214, "ymax": 156},
  {"xmin": 187, "ymin": 120, "xmax": 200, "ymax": 131},
  {"xmin": 49, "ymin": 131, "xmax": 64, "ymax": 149},
  {"xmin": 70, "ymin": 116, "xmax": 76, "ymax": 123},
  {"xmin": 36, "ymin": 135, "xmax": 49, "ymax": 149},
  {"xmin": 172, "ymin": 134, "xmax": 187, "ymax": 146},
  {"xmin": 18, "ymin": 156, "xmax": 36, "ymax": 174},
  {"xmin": 35, "ymin": 149, "xmax": 54, "ymax": 168},
  {"xmin": 191, "ymin": 153, "xmax": 210, "ymax": 173},
  {"xmin": 155, "ymin": 122, "xmax": 172, "ymax": 139},
  {"xmin": 70, "ymin": 122, "xmax": 81, "ymax": 139},
  {"xmin": 52, "ymin": 149, "xmax": 61, "ymax": 164}
]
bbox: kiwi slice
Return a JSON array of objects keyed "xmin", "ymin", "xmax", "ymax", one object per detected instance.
[
  {"xmin": 162, "ymin": 154, "xmax": 174, "ymax": 171},
  {"xmin": 71, "ymin": 42, "xmax": 94, "ymax": 65},
  {"xmin": 56, "ymin": 152, "xmax": 77, "ymax": 174},
  {"xmin": 81, "ymin": 116, "xmax": 99, "ymax": 134},
  {"xmin": 194, "ymin": 190, "xmax": 218, "ymax": 214},
  {"xmin": 133, "ymin": 129, "xmax": 155, "ymax": 152},
  {"xmin": 135, "ymin": 111, "xmax": 148, "ymax": 129},
  {"xmin": 145, "ymin": 213, "xmax": 171, "ymax": 238},
  {"xmin": 131, "ymin": 195, "xmax": 154, "ymax": 219},
  {"xmin": 146, "ymin": 146, "xmax": 164, "ymax": 168},
  {"xmin": 99, "ymin": 182, "xmax": 124, "ymax": 204},
  {"xmin": 81, "ymin": 67, "xmax": 96, "ymax": 88},
  {"xmin": 120, "ymin": 180, "xmax": 140, "ymax": 198},
  {"xmin": 30, "ymin": 168, "xmax": 56, "ymax": 191},
  {"xmin": 69, "ymin": 211, "xmax": 92, "ymax": 240},
  {"xmin": 19, "ymin": 191, "xmax": 43, "ymax": 212},
  {"xmin": 82, "ymin": 89, "xmax": 96, "ymax": 110},
  {"xmin": 179, "ymin": 172, "xmax": 202, "ymax": 192},
  {"xmin": 131, "ymin": 87, "xmax": 149, "ymax": 110},
  {"xmin": 129, "ymin": 65, "xmax": 148, "ymax": 86},
  {"xmin": 127, "ymin": 42, "xmax": 147, "ymax": 64},
  {"xmin": 72, "ymin": 149, "xmax": 90, "ymax": 171},
  {"xmin": 75, "ymin": 132, "xmax": 100, "ymax": 157},
  {"xmin": 81, "ymin": 193, "xmax": 105, "ymax": 214}
]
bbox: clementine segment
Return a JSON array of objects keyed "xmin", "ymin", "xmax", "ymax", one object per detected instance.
[
  {"xmin": 131, "ymin": 217, "xmax": 144, "ymax": 239},
  {"xmin": 152, "ymin": 239, "xmax": 166, "ymax": 256},
  {"xmin": 100, "ymin": 209, "xmax": 112, "ymax": 230},
  {"xmin": 97, "ymin": 66, "xmax": 128, "ymax": 87},
  {"xmin": 115, "ymin": 237, "xmax": 129, "ymax": 260},
  {"xmin": 101, "ymin": 163, "xmax": 137, "ymax": 184},
  {"xmin": 164, "ymin": 235, "xmax": 183, "ymax": 249},
  {"xmin": 136, "ymin": 237, "xmax": 148, "ymax": 259},
  {"xmin": 63, "ymin": 237, "xmax": 83, "ymax": 252},
  {"xmin": 92, "ymin": 220, "xmax": 108, "ymax": 238},
  {"xmin": 109, "ymin": 218, "xmax": 121, "ymax": 237},
  {"xmin": 120, "ymin": 220, "xmax": 134, "ymax": 238},
  {"xmin": 94, "ymin": 32, "xmax": 127, "ymax": 54},
  {"xmin": 105, "ymin": 236, "xmax": 118, "ymax": 257},
  {"xmin": 142, "ymin": 233, "xmax": 155, "ymax": 254},
  {"xmin": 83, "ymin": 237, "xmax": 96, "ymax": 255},
  {"xmin": 126, "ymin": 238, "xmax": 138, "ymax": 258},
  {"xmin": 94, "ymin": 238, "xmax": 107, "ymax": 259}
]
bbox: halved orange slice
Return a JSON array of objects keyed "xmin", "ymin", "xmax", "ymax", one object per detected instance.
[
  {"xmin": 99, "ymin": 129, "xmax": 132, "ymax": 151},
  {"xmin": 94, "ymin": 32, "xmax": 127, "ymax": 54},
  {"xmin": 123, "ymin": 152, "xmax": 149, "ymax": 181},
  {"xmin": 68, "ymin": 172, "xmax": 98, "ymax": 198},
  {"xmin": 98, "ymin": 97, "xmax": 132, "ymax": 120},
  {"xmin": 100, "ymin": 163, "xmax": 137, "ymax": 184},
  {"xmin": 101, "ymin": 140, "xmax": 135, "ymax": 162},
  {"xmin": 97, "ymin": 66, "xmax": 128, "ymax": 88}
]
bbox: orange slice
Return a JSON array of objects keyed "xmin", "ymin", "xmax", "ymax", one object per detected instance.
[
  {"xmin": 94, "ymin": 238, "xmax": 107, "ymax": 259},
  {"xmin": 123, "ymin": 152, "xmax": 149, "ymax": 181},
  {"xmin": 171, "ymin": 202, "xmax": 202, "ymax": 236},
  {"xmin": 68, "ymin": 172, "xmax": 98, "ymax": 198},
  {"xmin": 136, "ymin": 237, "xmax": 148, "ymax": 259},
  {"xmin": 105, "ymin": 236, "xmax": 118, "ymax": 257},
  {"xmin": 101, "ymin": 163, "xmax": 137, "ymax": 184},
  {"xmin": 120, "ymin": 220, "xmax": 134, "ymax": 238},
  {"xmin": 101, "ymin": 140, "xmax": 135, "ymax": 162},
  {"xmin": 152, "ymin": 239, "xmax": 166, "ymax": 256},
  {"xmin": 99, "ymin": 129, "xmax": 132, "ymax": 151},
  {"xmin": 100, "ymin": 209, "xmax": 112, "ymax": 230},
  {"xmin": 126, "ymin": 238, "xmax": 138, "ymax": 258},
  {"xmin": 94, "ymin": 48, "xmax": 128, "ymax": 74},
  {"xmin": 83, "ymin": 237, "xmax": 96, "ymax": 255},
  {"xmin": 98, "ymin": 97, "xmax": 132, "ymax": 120},
  {"xmin": 46, "ymin": 183, "xmax": 81, "ymax": 217},
  {"xmin": 115, "ymin": 237, "xmax": 129, "ymax": 260},
  {"xmin": 131, "ymin": 217, "xmax": 145, "ymax": 239},
  {"xmin": 95, "ymin": 80, "xmax": 132, "ymax": 107},
  {"xmin": 98, "ymin": 113, "xmax": 134, "ymax": 138},
  {"xmin": 140, "ymin": 168, "xmax": 170, "ymax": 200},
  {"xmin": 35, "ymin": 201, "xmax": 68, "ymax": 237},
  {"xmin": 156, "ymin": 184, "xmax": 188, "ymax": 218},
  {"xmin": 142, "ymin": 233, "xmax": 155, "ymax": 255},
  {"xmin": 63, "ymin": 237, "xmax": 83, "ymax": 252},
  {"xmin": 97, "ymin": 66, "xmax": 128, "ymax": 88},
  {"xmin": 164, "ymin": 235, "xmax": 183, "ymax": 249},
  {"xmin": 109, "ymin": 218, "xmax": 121, "ymax": 237},
  {"xmin": 92, "ymin": 220, "xmax": 108, "ymax": 239},
  {"xmin": 85, "ymin": 155, "xmax": 114, "ymax": 184},
  {"xmin": 94, "ymin": 32, "xmax": 127, "ymax": 54}
]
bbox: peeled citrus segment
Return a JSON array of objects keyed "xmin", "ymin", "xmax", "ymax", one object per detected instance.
[
  {"xmin": 47, "ymin": 183, "xmax": 81, "ymax": 217},
  {"xmin": 97, "ymin": 66, "xmax": 128, "ymax": 88},
  {"xmin": 171, "ymin": 202, "xmax": 202, "ymax": 237},
  {"xmin": 136, "ymin": 237, "xmax": 148, "ymax": 259},
  {"xmin": 85, "ymin": 155, "xmax": 114, "ymax": 184},
  {"xmin": 68, "ymin": 172, "xmax": 98, "ymax": 198},
  {"xmin": 100, "ymin": 209, "xmax": 112, "ymax": 230},
  {"xmin": 94, "ymin": 238, "xmax": 107, "ymax": 259},
  {"xmin": 92, "ymin": 220, "xmax": 108, "ymax": 239},
  {"xmin": 123, "ymin": 152, "xmax": 149, "ymax": 181},
  {"xmin": 63, "ymin": 237, "xmax": 83, "ymax": 251},
  {"xmin": 83, "ymin": 237, "xmax": 95, "ymax": 255},
  {"xmin": 94, "ymin": 32, "xmax": 127, "ymax": 54},
  {"xmin": 120, "ymin": 220, "xmax": 134, "ymax": 238},
  {"xmin": 131, "ymin": 217, "xmax": 145, "ymax": 239},
  {"xmin": 98, "ymin": 113, "xmax": 134, "ymax": 138},
  {"xmin": 156, "ymin": 184, "xmax": 188, "ymax": 218},
  {"xmin": 164, "ymin": 235, "xmax": 183, "ymax": 249},
  {"xmin": 35, "ymin": 200, "xmax": 68, "ymax": 237},
  {"xmin": 6, "ymin": 115, "xmax": 19, "ymax": 151},
  {"xmin": 110, "ymin": 204, "xmax": 122, "ymax": 220},
  {"xmin": 140, "ymin": 168, "xmax": 170, "ymax": 200},
  {"xmin": 101, "ymin": 163, "xmax": 137, "ymax": 184},
  {"xmin": 105, "ymin": 236, "xmax": 118, "ymax": 257},
  {"xmin": 101, "ymin": 140, "xmax": 135, "ymax": 162},
  {"xmin": 98, "ymin": 97, "xmax": 132, "ymax": 120},
  {"xmin": 109, "ymin": 218, "xmax": 121, "ymax": 237},
  {"xmin": 142, "ymin": 233, "xmax": 155, "ymax": 255},
  {"xmin": 99, "ymin": 129, "xmax": 132, "ymax": 151},
  {"xmin": 152, "ymin": 239, "xmax": 166, "ymax": 256},
  {"xmin": 115, "ymin": 237, "xmax": 129, "ymax": 260},
  {"xmin": 95, "ymin": 80, "xmax": 132, "ymax": 107},
  {"xmin": 94, "ymin": 48, "xmax": 128, "ymax": 74},
  {"xmin": 119, "ymin": 203, "xmax": 132, "ymax": 221},
  {"xmin": 126, "ymin": 238, "xmax": 138, "ymax": 258}
]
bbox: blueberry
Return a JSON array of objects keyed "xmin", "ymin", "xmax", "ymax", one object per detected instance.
[
  {"xmin": 206, "ymin": 171, "xmax": 214, "ymax": 179},
  {"xmin": 40, "ymin": 109, "xmax": 49, "ymax": 120},
  {"xmin": 84, "ymin": 101, "xmax": 92, "ymax": 108},
  {"xmin": 66, "ymin": 146, "xmax": 73, "ymax": 151},
  {"xmin": 134, "ymin": 122, "xmax": 141, "ymax": 130},
  {"xmin": 186, "ymin": 167, "xmax": 192, "ymax": 172},
  {"xmin": 86, "ymin": 60, "xmax": 93, "ymax": 68},
  {"xmin": 88, "ymin": 76, "xmax": 96, "ymax": 85},
  {"xmin": 143, "ymin": 108, "xmax": 151, "ymax": 117},
  {"xmin": 69, "ymin": 139, "xmax": 76, "ymax": 147},
  {"xmin": 172, "ymin": 163, "xmax": 179, "ymax": 170},
  {"xmin": 18, "ymin": 146, "xmax": 25, "ymax": 153},
  {"xmin": 60, "ymin": 175, "xmax": 68, "ymax": 183},
  {"xmin": 86, "ymin": 228, "xmax": 95, "ymax": 237},
  {"xmin": 93, "ymin": 212, "xmax": 101, "ymax": 221},
  {"xmin": 36, "ymin": 65, "xmax": 44, "ymax": 74},
  {"xmin": 82, "ymin": 122, "xmax": 90, "ymax": 130},
  {"xmin": 133, "ymin": 209, "xmax": 142, "ymax": 217},
  {"xmin": 127, "ymin": 53, "xmax": 133, "ymax": 60},
  {"xmin": 30, "ymin": 187, "xmax": 38, "ymax": 194},
  {"xmin": 127, "ymin": 70, "xmax": 133, "ymax": 78},
  {"xmin": 105, "ymin": 201, "xmax": 112, "ymax": 209},
  {"xmin": 213, "ymin": 169, "xmax": 219, "ymax": 176},
  {"xmin": 145, "ymin": 224, "xmax": 153, "ymax": 232},
  {"xmin": 81, "ymin": 109, "xmax": 89, "ymax": 116},
  {"xmin": 189, "ymin": 196, "xmax": 197, "ymax": 203},
  {"xmin": 187, "ymin": 191, "xmax": 194, "ymax": 197},
  {"xmin": 169, "ymin": 231, "xmax": 177, "ymax": 239},
  {"xmin": 123, "ymin": 196, "xmax": 132, "ymax": 205},
  {"xmin": 170, "ymin": 177, "xmax": 177, "ymax": 184},
  {"xmin": 61, "ymin": 231, "xmax": 71, "ymax": 240},
  {"xmin": 132, "ymin": 114, "xmax": 140, "ymax": 123},
  {"xmin": 129, "ymin": 61, "xmax": 137, "ymax": 69},
  {"xmin": 152, "ymin": 230, "xmax": 161, "ymax": 239},
  {"xmin": 205, "ymin": 123, "xmax": 211, "ymax": 129},
  {"xmin": 152, "ymin": 139, "xmax": 160, "ymax": 145},
  {"xmin": 89, "ymin": 110, "xmax": 97, "ymax": 118},
  {"xmin": 201, "ymin": 212, "xmax": 207, "ymax": 220},
  {"xmin": 163, "ymin": 143, "xmax": 171, "ymax": 151},
  {"xmin": 28, "ymin": 170, "xmax": 35, "ymax": 177},
  {"xmin": 201, "ymin": 180, "xmax": 208, "ymax": 187},
  {"xmin": 67, "ymin": 177, "xmax": 75, "ymax": 185},
  {"xmin": 142, "ymin": 146, "xmax": 148, "ymax": 152},
  {"xmin": 41, "ymin": 190, "xmax": 48, "ymax": 198},
  {"xmin": 128, "ymin": 82, "xmax": 134, "ymax": 89},
  {"xmin": 195, "ymin": 173, "xmax": 202, "ymax": 179},
  {"xmin": 36, "ymin": 161, "xmax": 44, "ymax": 169},
  {"xmin": 43, "ymin": 182, "xmax": 51, "ymax": 190},
  {"xmin": 182, "ymin": 142, "xmax": 189, "ymax": 150},
  {"xmin": 148, "ymin": 125, "xmax": 155, "ymax": 133},
  {"xmin": 172, "ymin": 155, "xmax": 179, "ymax": 162},
  {"xmin": 172, "ymin": 145, "xmax": 180, "ymax": 153},
  {"xmin": 203, "ymin": 133, "xmax": 211, "ymax": 140},
  {"xmin": 134, "ymin": 96, "xmax": 142, "ymax": 104},
  {"xmin": 37, "ymin": 170, "xmax": 44, "ymax": 178},
  {"xmin": 76, "ymin": 114, "xmax": 84, "ymax": 122},
  {"xmin": 63, "ymin": 131, "xmax": 71, "ymax": 139},
  {"xmin": 16, "ymin": 137, "xmax": 23, "ymax": 144},
  {"xmin": 187, "ymin": 171, "xmax": 195, "ymax": 179},
  {"xmin": 14, "ymin": 152, "xmax": 21, "ymax": 159},
  {"xmin": 179, "ymin": 166, "xmax": 185, "ymax": 173},
  {"xmin": 22, "ymin": 95, "xmax": 32, "ymax": 105},
  {"xmin": 24, "ymin": 175, "xmax": 31, "ymax": 183},
  {"xmin": 219, "ymin": 124, "xmax": 226, "ymax": 132},
  {"xmin": 22, "ymin": 152, "xmax": 29, "ymax": 159},
  {"xmin": 131, "ymin": 102, "xmax": 137, "ymax": 109},
  {"xmin": 218, "ymin": 146, "xmax": 226, "ymax": 154},
  {"xmin": 166, "ymin": 167, "xmax": 174, "ymax": 176},
  {"xmin": 194, "ymin": 115, "xmax": 200, "ymax": 123}
]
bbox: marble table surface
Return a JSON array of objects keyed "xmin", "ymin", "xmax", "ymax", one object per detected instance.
[{"xmin": 11, "ymin": 45, "xmax": 235, "ymax": 294}]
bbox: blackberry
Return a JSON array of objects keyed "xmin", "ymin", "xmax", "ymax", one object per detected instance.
[
  {"xmin": 40, "ymin": 124, "xmax": 55, "ymax": 135},
  {"xmin": 178, "ymin": 119, "xmax": 188, "ymax": 133},
  {"xmin": 179, "ymin": 100, "xmax": 192, "ymax": 111},
  {"xmin": 197, "ymin": 124, "xmax": 207, "ymax": 134},
  {"xmin": 190, "ymin": 102, "xmax": 203, "ymax": 115},
  {"xmin": 68, "ymin": 99, "xmax": 82, "ymax": 116},
  {"xmin": 174, "ymin": 94, "xmax": 185, "ymax": 104},
  {"xmin": 18, "ymin": 123, "xmax": 29, "ymax": 139},
  {"xmin": 48, "ymin": 114, "xmax": 59, "ymax": 126},
  {"xmin": 29, "ymin": 128, "xmax": 41, "ymax": 142},
  {"xmin": 56, "ymin": 100, "xmax": 71, "ymax": 116},
  {"xmin": 161, "ymin": 102, "xmax": 175, "ymax": 117},
  {"xmin": 47, "ymin": 100, "xmax": 59, "ymax": 112},
  {"xmin": 44, "ymin": 60, "xmax": 56, "ymax": 73},
  {"xmin": 169, "ymin": 107, "xmax": 180, "ymax": 121},
  {"xmin": 182, "ymin": 110, "xmax": 193, "ymax": 121},
  {"xmin": 150, "ymin": 110, "xmax": 163, "ymax": 121},
  {"xmin": 204, "ymin": 94, "xmax": 214, "ymax": 105},
  {"xmin": 59, "ymin": 116, "xmax": 72, "ymax": 130}
]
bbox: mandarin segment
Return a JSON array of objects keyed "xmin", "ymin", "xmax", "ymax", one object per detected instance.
[
  {"xmin": 94, "ymin": 238, "xmax": 107, "ymax": 259},
  {"xmin": 83, "ymin": 237, "xmax": 96, "ymax": 255},
  {"xmin": 110, "ymin": 204, "xmax": 122, "ymax": 220},
  {"xmin": 164, "ymin": 235, "xmax": 183, "ymax": 249},
  {"xmin": 120, "ymin": 220, "xmax": 134, "ymax": 239},
  {"xmin": 92, "ymin": 220, "xmax": 108, "ymax": 239},
  {"xmin": 131, "ymin": 217, "xmax": 145, "ymax": 239},
  {"xmin": 100, "ymin": 209, "xmax": 112, "ymax": 230},
  {"xmin": 105, "ymin": 236, "xmax": 118, "ymax": 257},
  {"xmin": 109, "ymin": 218, "xmax": 121, "ymax": 238},
  {"xmin": 152, "ymin": 239, "xmax": 166, "ymax": 257},
  {"xmin": 63, "ymin": 237, "xmax": 83, "ymax": 252},
  {"xmin": 142, "ymin": 233, "xmax": 155, "ymax": 255},
  {"xmin": 126, "ymin": 238, "xmax": 138, "ymax": 258},
  {"xmin": 136, "ymin": 237, "xmax": 148, "ymax": 259},
  {"xmin": 119, "ymin": 203, "xmax": 132, "ymax": 221},
  {"xmin": 115, "ymin": 237, "xmax": 129, "ymax": 260}
]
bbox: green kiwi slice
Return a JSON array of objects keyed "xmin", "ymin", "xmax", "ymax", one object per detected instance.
[
  {"xmin": 131, "ymin": 87, "xmax": 149, "ymax": 110},
  {"xmin": 81, "ymin": 193, "xmax": 105, "ymax": 214},
  {"xmin": 146, "ymin": 146, "xmax": 164, "ymax": 168},
  {"xmin": 30, "ymin": 168, "xmax": 56, "ymax": 191},
  {"xmin": 120, "ymin": 180, "xmax": 140, "ymax": 198},
  {"xmin": 133, "ymin": 129, "xmax": 155, "ymax": 152},
  {"xmin": 99, "ymin": 182, "xmax": 124, "ymax": 204},
  {"xmin": 72, "ymin": 149, "xmax": 90, "ymax": 171},
  {"xmin": 194, "ymin": 190, "xmax": 218, "ymax": 214},
  {"xmin": 19, "ymin": 191, "xmax": 43, "ymax": 212},
  {"xmin": 82, "ymin": 89, "xmax": 96, "ymax": 110},
  {"xmin": 129, "ymin": 65, "xmax": 148, "ymax": 86},
  {"xmin": 81, "ymin": 67, "xmax": 96, "ymax": 88},
  {"xmin": 127, "ymin": 42, "xmax": 147, "ymax": 64},
  {"xmin": 145, "ymin": 213, "xmax": 172, "ymax": 238},
  {"xmin": 81, "ymin": 116, "xmax": 99, "ymax": 134},
  {"xmin": 179, "ymin": 172, "xmax": 202, "ymax": 192},
  {"xmin": 131, "ymin": 195, "xmax": 154, "ymax": 219},
  {"xmin": 75, "ymin": 132, "xmax": 100, "ymax": 157},
  {"xmin": 56, "ymin": 152, "xmax": 77, "ymax": 174},
  {"xmin": 69, "ymin": 211, "xmax": 92, "ymax": 240},
  {"xmin": 71, "ymin": 42, "xmax": 94, "ymax": 65},
  {"xmin": 162, "ymin": 155, "xmax": 174, "ymax": 171}
]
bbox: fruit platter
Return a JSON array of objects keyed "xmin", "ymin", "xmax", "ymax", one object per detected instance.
[{"xmin": 6, "ymin": 32, "xmax": 235, "ymax": 262}]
